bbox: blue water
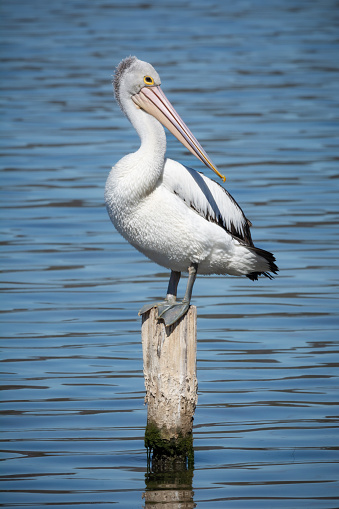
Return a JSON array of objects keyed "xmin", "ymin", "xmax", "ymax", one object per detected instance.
[{"xmin": 1, "ymin": 0, "xmax": 339, "ymax": 507}]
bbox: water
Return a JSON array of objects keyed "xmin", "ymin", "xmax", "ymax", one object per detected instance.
[{"xmin": 1, "ymin": 0, "xmax": 338, "ymax": 507}]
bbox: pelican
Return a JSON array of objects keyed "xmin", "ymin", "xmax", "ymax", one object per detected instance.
[{"xmin": 105, "ymin": 56, "xmax": 278, "ymax": 326}]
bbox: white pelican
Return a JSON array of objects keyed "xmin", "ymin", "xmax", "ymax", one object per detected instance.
[{"xmin": 105, "ymin": 56, "xmax": 278, "ymax": 326}]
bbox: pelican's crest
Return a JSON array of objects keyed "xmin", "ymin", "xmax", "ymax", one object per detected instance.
[{"xmin": 113, "ymin": 56, "xmax": 137, "ymax": 108}]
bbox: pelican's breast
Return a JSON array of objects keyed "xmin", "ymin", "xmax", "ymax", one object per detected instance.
[{"xmin": 106, "ymin": 166, "xmax": 225, "ymax": 271}]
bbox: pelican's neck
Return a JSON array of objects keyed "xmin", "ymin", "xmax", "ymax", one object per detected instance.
[
  {"xmin": 126, "ymin": 100, "xmax": 166, "ymax": 181},
  {"xmin": 107, "ymin": 99, "xmax": 167, "ymax": 206}
]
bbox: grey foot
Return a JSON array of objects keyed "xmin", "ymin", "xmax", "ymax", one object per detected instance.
[
  {"xmin": 158, "ymin": 301, "xmax": 190, "ymax": 326},
  {"xmin": 138, "ymin": 298, "xmax": 176, "ymax": 317}
]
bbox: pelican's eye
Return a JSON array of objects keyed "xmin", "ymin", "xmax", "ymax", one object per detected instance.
[{"xmin": 143, "ymin": 75, "xmax": 155, "ymax": 86}]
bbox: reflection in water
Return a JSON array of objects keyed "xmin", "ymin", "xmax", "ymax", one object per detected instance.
[{"xmin": 144, "ymin": 467, "xmax": 195, "ymax": 509}]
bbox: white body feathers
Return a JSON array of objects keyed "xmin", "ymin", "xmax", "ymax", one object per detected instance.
[{"xmin": 105, "ymin": 153, "xmax": 270, "ymax": 276}]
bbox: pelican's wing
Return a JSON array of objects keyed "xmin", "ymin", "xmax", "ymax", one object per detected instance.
[{"xmin": 163, "ymin": 159, "xmax": 253, "ymax": 245}]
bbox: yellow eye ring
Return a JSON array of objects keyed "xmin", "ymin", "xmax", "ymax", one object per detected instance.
[{"xmin": 143, "ymin": 75, "xmax": 155, "ymax": 86}]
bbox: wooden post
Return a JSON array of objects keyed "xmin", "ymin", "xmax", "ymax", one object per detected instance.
[{"xmin": 141, "ymin": 306, "xmax": 198, "ymax": 468}]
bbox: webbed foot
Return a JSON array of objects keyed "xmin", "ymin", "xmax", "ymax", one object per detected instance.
[
  {"xmin": 138, "ymin": 296, "xmax": 177, "ymax": 317},
  {"xmin": 158, "ymin": 301, "xmax": 190, "ymax": 326}
]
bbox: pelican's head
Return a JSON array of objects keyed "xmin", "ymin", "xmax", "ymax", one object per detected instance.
[
  {"xmin": 113, "ymin": 56, "xmax": 161, "ymax": 108},
  {"xmin": 113, "ymin": 56, "xmax": 226, "ymax": 183}
]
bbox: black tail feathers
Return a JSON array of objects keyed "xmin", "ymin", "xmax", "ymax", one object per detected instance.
[{"xmin": 246, "ymin": 246, "xmax": 279, "ymax": 281}]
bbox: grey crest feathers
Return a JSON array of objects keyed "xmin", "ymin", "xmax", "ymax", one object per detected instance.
[{"xmin": 113, "ymin": 56, "xmax": 137, "ymax": 109}]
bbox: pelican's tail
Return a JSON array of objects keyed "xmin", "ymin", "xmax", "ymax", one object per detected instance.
[{"xmin": 246, "ymin": 246, "xmax": 279, "ymax": 281}]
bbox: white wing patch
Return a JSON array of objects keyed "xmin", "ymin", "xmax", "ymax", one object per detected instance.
[{"xmin": 163, "ymin": 159, "xmax": 253, "ymax": 245}]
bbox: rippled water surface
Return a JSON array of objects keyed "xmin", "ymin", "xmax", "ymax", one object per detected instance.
[{"xmin": 1, "ymin": 0, "xmax": 339, "ymax": 507}]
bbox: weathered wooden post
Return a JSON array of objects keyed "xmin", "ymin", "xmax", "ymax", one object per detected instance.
[{"xmin": 141, "ymin": 306, "xmax": 198, "ymax": 469}]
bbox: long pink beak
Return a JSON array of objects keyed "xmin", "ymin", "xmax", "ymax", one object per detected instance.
[{"xmin": 132, "ymin": 86, "xmax": 226, "ymax": 182}]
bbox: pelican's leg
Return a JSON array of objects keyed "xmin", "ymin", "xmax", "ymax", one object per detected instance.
[
  {"xmin": 138, "ymin": 270, "xmax": 181, "ymax": 316},
  {"xmin": 159, "ymin": 263, "xmax": 198, "ymax": 326},
  {"xmin": 157, "ymin": 270, "xmax": 181, "ymax": 314}
]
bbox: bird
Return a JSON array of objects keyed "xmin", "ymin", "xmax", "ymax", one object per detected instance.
[{"xmin": 105, "ymin": 56, "xmax": 278, "ymax": 326}]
